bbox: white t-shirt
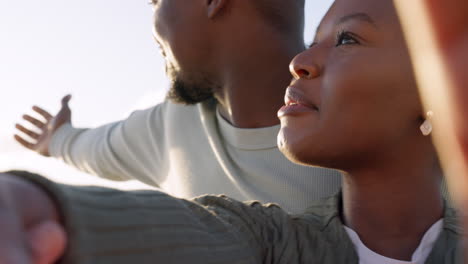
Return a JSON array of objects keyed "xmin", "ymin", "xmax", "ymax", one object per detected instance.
[
  {"xmin": 344, "ymin": 219, "xmax": 444, "ymax": 264},
  {"xmin": 49, "ymin": 100, "xmax": 342, "ymax": 213}
]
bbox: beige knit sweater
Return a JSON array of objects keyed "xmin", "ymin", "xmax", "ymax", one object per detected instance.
[{"xmin": 49, "ymin": 99, "xmax": 342, "ymax": 213}]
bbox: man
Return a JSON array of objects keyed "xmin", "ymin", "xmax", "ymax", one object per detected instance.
[{"xmin": 15, "ymin": 0, "xmax": 341, "ymax": 213}]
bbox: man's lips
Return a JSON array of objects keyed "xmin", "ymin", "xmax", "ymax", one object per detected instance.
[
  {"xmin": 158, "ymin": 46, "xmax": 167, "ymax": 58},
  {"xmin": 277, "ymin": 87, "xmax": 318, "ymax": 118},
  {"xmin": 154, "ymin": 39, "xmax": 167, "ymax": 58}
]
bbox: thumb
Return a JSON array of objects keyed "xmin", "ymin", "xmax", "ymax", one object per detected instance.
[
  {"xmin": 61, "ymin": 94, "xmax": 72, "ymax": 110},
  {"xmin": 27, "ymin": 221, "xmax": 67, "ymax": 264},
  {"xmin": 55, "ymin": 95, "xmax": 72, "ymax": 125}
]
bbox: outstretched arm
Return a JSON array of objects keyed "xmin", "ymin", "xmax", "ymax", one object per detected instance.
[
  {"xmin": 14, "ymin": 96, "xmax": 167, "ymax": 185},
  {"xmin": 0, "ymin": 171, "xmax": 291, "ymax": 264},
  {"xmin": 394, "ymin": 0, "xmax": 468, "ymax": 261}
]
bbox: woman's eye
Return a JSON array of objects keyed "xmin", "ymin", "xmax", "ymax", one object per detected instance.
[{"xmin": 336, "ymin": 31, "xmax": 359, "ymax": 46}]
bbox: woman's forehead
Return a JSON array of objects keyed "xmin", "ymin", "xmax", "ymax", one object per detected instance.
[{"xmin": 317, "ymin": 0, "xmax": 397, "ymax": 31}]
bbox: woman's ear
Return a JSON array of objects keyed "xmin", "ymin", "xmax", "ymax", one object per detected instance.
[{"xmin": 206, "ymin": 0, "xmax": 228, "ymax": 19}]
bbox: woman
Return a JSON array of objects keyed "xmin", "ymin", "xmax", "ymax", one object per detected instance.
[
  {"xmin": 277, "ymin": 0, "xmax": 452, "ymax": 261},
  {"xmin": 0, "ymin": 0, "xmax": 460, "ymax": 263}
]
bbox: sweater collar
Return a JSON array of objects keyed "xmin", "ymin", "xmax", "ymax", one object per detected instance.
[
  {"xmin": 304, "ymin": 192, "xmax": 459, "ymax": 234},
  {"xmin": 215, "ymin": 105, "xmax": 280, "ymax": 150},
  {"xmin": 303, "ymin": 192, "xmax": 460, "ymax": 263},
  {"xmin": 303, "ymin": 192, "xmax": 459, "ymax": 233},
  {"xmin": 197, "ymin": 99, "xmax": 279, "ymax": 150}
]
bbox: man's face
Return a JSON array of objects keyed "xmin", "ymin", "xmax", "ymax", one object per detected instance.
[{"xmin": 151, "ymin": 0, "xmax": 217, "ymax": 104}]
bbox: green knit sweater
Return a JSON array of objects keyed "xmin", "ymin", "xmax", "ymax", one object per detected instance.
[{"xmin": 13, "ymin": 171, "xmax": 461, "ymax": 264}]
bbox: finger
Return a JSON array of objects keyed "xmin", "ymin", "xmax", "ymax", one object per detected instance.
[
  {"xmin": 23, "ymin": 115, "xmax": 46, "ymax": 129},
  {"xmin": 27, "ymin": 221, "xmax": 66, "ymax": 264},
  {"xmin": 14, "ymin": 135, "xmax": 36, "ymax": 150},
  {"xmin": 15, "ymin": 124, "xmax": 41, "ymax": 140},
  {"xmin": 55, "ymin": 95, "xmax": 73, "ymax": 126},
  {"xmin": 32, "ymin": 106, "xmax": 53, "ymax": 121},
  {"xmin": 61, "ymin": 95, "xmax": 71, "ymax": 107}
]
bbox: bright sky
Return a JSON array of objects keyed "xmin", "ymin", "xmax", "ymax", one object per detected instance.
[{"xmin": 0, "ymin": 0, "xmax": 333, "ymax": 189}]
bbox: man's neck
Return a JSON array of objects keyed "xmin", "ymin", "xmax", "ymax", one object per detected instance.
[
  {"xmin": 341, "ymin": 149, "xmax": 444, "ymax": 261},
  {"xmin": 214, "ymin": 44, "xmax": 303, "ymax": 128}
]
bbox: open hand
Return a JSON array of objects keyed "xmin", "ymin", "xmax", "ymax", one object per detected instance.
[{"xmin": 14, "ymin": 95, "xmax": 72, "ymax": 157}]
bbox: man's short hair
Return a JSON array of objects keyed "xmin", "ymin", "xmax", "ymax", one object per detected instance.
[{"xmin": 251, "ymin": 0, "xmax": 305, "ymax": 35}]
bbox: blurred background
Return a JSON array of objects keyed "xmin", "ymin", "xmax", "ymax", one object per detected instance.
[{"xmin": 0, "ymin": 0, "xmax": 333, "ymax": 189}]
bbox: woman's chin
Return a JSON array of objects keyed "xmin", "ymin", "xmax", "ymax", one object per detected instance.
[
  {"xmin": 278, "ymin": 127, "xmax": 338, "ymax": 169},
  {"xmin": 278, "ymin": 130, "xmax": 317, "ymax": 166}
]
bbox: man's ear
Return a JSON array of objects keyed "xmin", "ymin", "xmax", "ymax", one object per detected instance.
[{"xmin": 206, "ymin": 0, "xmax": 228, "ymax": 19}]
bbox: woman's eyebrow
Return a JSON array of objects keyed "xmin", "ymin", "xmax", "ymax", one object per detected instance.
[
  {"xmin": 314, "ymin": 12, "xmax": 377, "ymax": 40},
  {"xmin": 336, "ymin": 13, "xmax": 378, "ymax": 28}
]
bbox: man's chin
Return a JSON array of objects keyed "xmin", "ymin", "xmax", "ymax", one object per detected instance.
[{"xmin": 165, "ymin": 79, "xmax": 214, "ymax": 105}]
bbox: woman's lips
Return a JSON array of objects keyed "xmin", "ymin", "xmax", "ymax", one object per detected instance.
[
  {"xmin": 277, "ymin": 104, "xmax": 317, "ymax": 117},
  {"xmin": 278, "ymin": 87, "xmax": 319, "ymax": 117}
]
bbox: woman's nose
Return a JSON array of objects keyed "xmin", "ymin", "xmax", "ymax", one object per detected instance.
[{"xmin": 289, "ymin": 53, "xmax": 321, "ymax": 80}]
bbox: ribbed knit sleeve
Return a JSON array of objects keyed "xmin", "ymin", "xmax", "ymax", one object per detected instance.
[
  {"xmin": 12, "ymin": 172, "xmax": 297, "ymax": 264},
  {"xmin": 48, "ymin": 104, "xmax": 168, "ymax": 186}
]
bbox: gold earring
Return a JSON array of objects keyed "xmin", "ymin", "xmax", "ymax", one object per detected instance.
[{"xmin": 420, "ymin": 111, "xmax": 433, "ymax": 136}]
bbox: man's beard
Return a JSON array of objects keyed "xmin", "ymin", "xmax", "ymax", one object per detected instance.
[{"xmin": 165, "ymin": 65, "xmax": 218, "ymax": 105}]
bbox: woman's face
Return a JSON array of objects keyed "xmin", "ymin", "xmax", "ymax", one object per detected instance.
[{"xmin": 278, "ymin": 0, "xmax": 423, "ymax": 170}]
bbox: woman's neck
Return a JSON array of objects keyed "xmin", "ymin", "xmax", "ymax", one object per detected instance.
[{"xmin": 341, "ymin": 152, "xmax": 444, "ymax": 261}]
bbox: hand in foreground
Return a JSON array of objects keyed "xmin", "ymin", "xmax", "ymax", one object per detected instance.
[
  {"xmin": 394, "ymin": 0, "xmax": 468, "ymax": 262},
  {"xmin": 0, "ymin": 173, "xmax": 66, "ymax": 264},
  {"xmin": 15, "ymin": 95, "xmax": 72, "ymax": 157}
]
